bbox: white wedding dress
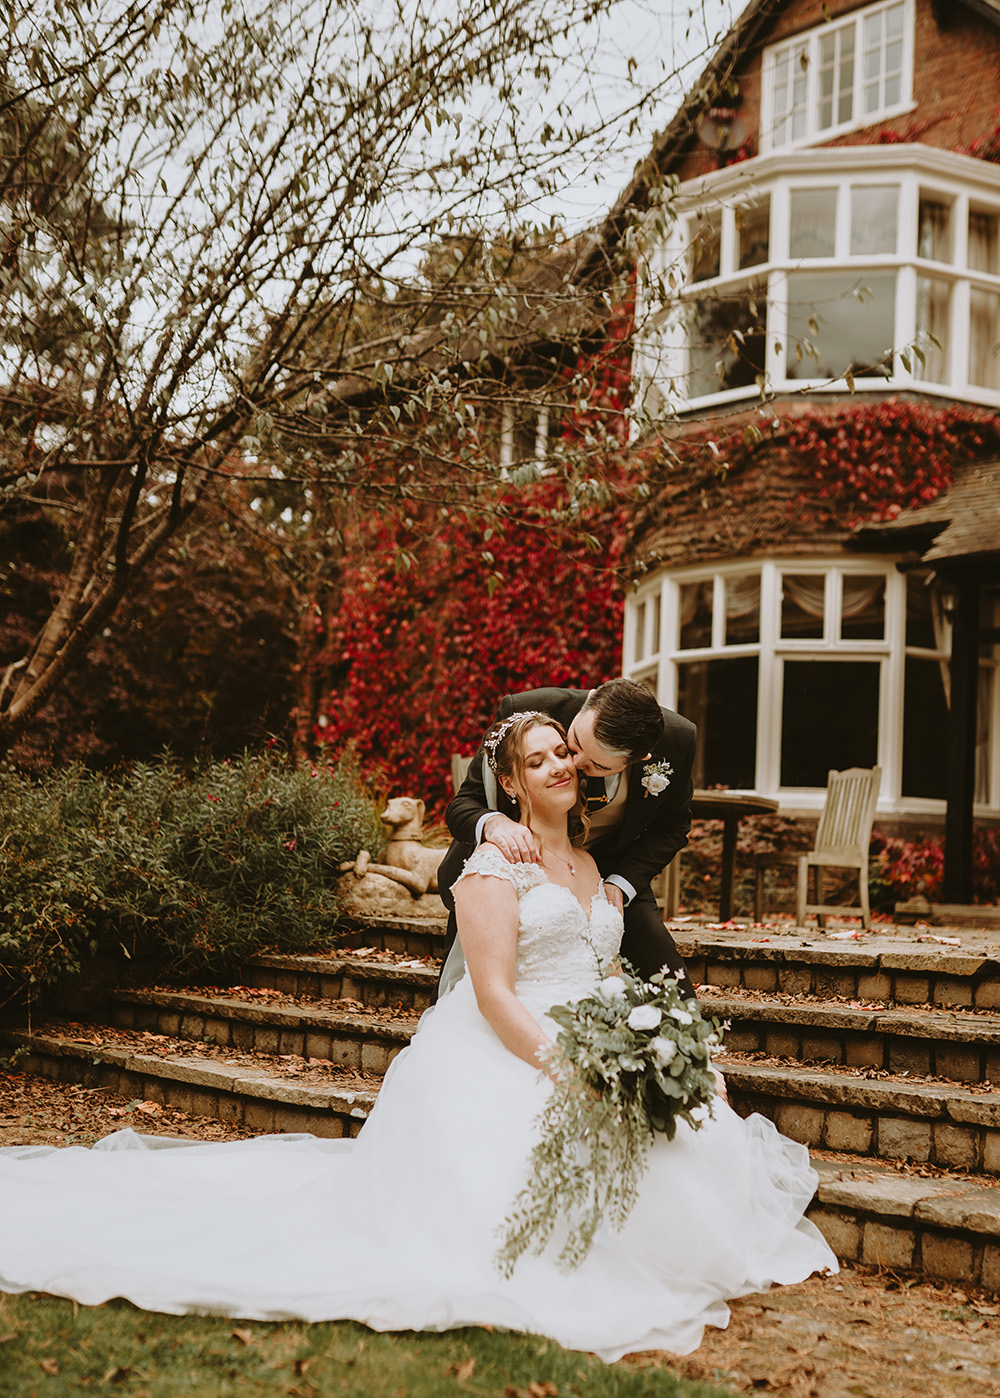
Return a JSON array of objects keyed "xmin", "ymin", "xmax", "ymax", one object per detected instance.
[{"xmin": 0, "ymin": 847, "xmax": 836, "ymax": 1361}]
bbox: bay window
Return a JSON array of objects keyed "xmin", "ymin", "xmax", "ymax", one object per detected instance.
[
  {"xmin": 634, "ymin": 147, "xmax": 1000, "ymax": 413},
  {"xmin": 624, "ymin": 559, "xmax": 1000, "ymax": 815}
]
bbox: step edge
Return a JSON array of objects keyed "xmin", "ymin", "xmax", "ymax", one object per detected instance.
[{"xmin": 4, "ymin": 1029, "xmax": 378, "ymax": 1113}]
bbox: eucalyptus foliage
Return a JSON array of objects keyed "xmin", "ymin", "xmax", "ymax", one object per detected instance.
[{"xmin": 497, "ymin": 965, "xmax": 721, "ymax": 1275}]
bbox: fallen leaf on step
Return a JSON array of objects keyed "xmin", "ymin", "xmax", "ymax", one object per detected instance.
[
  {"xmin": 231, "ymin": 1328, "xmax": 254, "ymax": 1346},
  {"xmin": 39, "ymin": 1359, "xmax": 60, "ymax": 1375}
]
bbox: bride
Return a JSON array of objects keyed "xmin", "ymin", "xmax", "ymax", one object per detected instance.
[{"xmin": 0, "ymin": 713, "xmax": 836, "ymax": 1362}]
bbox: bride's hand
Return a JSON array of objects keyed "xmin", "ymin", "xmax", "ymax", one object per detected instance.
[
  {"xmin": 484, "ymin": 814, "xmax": 540, "ymax": 864},
  {"xmin": 711, "ymin": 1067, "xmax": 728, "ymax": 1102}
]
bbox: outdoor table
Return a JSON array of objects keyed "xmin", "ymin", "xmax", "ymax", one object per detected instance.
[{"xmin": 691, "ymin": 790, "xmax": 780, "ymax": 922}]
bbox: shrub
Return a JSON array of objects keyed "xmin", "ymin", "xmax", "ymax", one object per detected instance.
[
  {"xmin": 870, "ymin": 828, "xmax": 1000, "ymax": 908},
  {"xmin": 0, "ymin": 747, "xmax": 385, "ymax": 1010}
]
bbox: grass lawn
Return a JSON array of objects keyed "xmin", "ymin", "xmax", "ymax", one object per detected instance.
[{"xmin": 0, "ymin": 1291, "xmax": 738, "ymax": 1397}]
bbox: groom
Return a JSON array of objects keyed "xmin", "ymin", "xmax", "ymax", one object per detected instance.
[{"xmin": 437, "ymin": 679, "xmax": 697, "ymax": 998}]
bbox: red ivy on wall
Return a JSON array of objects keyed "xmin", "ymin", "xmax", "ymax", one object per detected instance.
[
  {"xmin": 661, "ymin": 398, "xmax": 1000, "ymax": 527},
  {"xmin": 315, "ymin": 481, "xmax": 630, "ymax": 813},
  {"xmin": 312, "ymin": 362, "xmax": 1000, "ymax": 812}
]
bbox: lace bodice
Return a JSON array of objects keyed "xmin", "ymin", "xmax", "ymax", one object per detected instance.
[{"xmin": 452, "ymin": 844, "xmax": 623, "ymax": 1010}]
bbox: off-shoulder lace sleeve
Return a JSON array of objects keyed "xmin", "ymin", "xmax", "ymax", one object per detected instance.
[{"xmin": 452, "ymin": 844, "xmax": 547, "ymax": 896}]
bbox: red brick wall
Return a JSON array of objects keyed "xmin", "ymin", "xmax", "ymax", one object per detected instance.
[{"xmin": 671, "ymin": 0, "xmax": 1000, "ymax": 184}]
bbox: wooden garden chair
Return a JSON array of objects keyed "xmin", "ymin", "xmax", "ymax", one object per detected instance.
[{"xmin": 753, "ymin": 767, "xmax": 882, "ymax": 929}]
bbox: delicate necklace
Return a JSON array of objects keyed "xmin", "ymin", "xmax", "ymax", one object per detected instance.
[{"xmin": 542, "ymin": 846, "xmax": 576, "ymax": 875}]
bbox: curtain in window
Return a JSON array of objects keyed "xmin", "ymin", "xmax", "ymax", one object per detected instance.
[
  {"xmin": 969, "ymin": 212, "xmax": 999, "ymax": 275},
  {"xmin": 782, "ymin": 575, "xmax": 826, "ymax": 615},
  {"xmin": 725, "ymin": 574, "xmax": 761, "ymax": 618},
  {"xmin": 841, "ymin": 576, "xmax": 884, "ymax": 617}
]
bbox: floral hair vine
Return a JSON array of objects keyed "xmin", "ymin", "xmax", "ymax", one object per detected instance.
[{"xmin": 483, "ymin": 711, "xmax": 548, "ymax": 772}]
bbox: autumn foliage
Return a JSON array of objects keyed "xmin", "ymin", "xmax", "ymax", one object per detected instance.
[{"xmin": 314, "ymin": 481, "xmax": 631, "ymax": 813}]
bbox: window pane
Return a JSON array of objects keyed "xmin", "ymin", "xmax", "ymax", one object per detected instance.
[
  {"xmin": 817, "ymin": 25, "xmax": 855, "ymax": 130},
  {"xmin": 785, "ymin": 271, "xmax": 895, "ymax": 380},
  {"xmin": 651, "ymin": 593, "xmax": 662, "ymax": 656},
  {"xmin": 969, "ymin": 210, "xmax": 999, "ymax": 274},
  {"xmin": 790, "ymin": 188, "xmax": 838, "ymax": 259},
  {"xmin": 915, "ymin": 275, "xmax": 950, "ymax": 382},
  {"xmin": 839, "ymin": 27, "xmax": 856, "ymax": 125},
  {"xmin": 678, "ymin": 657, "xmax": 759, "ymax": 789},
  {"xmin": 905, "ymin": 572, "xmax": 945, "ymax": 649},
  {"xmin": 781, "ymin": 574, "xmax": 825, "ymax": 639},
  {"xmin": 918, "ymin": 197, "xmax": 952, "ymax": 263},
  {"xmin": 977, "ymin": 661, "xmax": 994, "ymax": 804},
  {"xmin": 850, "ymin": 185, "xmax": 898, "ymax": 255},
  {"xmin": 725, "ymin": 572, "xmax": 761, "ymax": 645},
  {"xmin": 685, "ymin": 287, "xmax": 767, "ymax": 398},
  {"xmin": 902, "ymin": 656, "xmax": 949, "ymax": 799},
  {"xmin": 679, "ymin": 580, "xmax": 712, "ymax": 649},
  {"xmin": 819, "ymin": 33, "xmax": 835, "ymax": 131},
  {"xmin": 969, "ymin": 288, "xmax": 1000, "ymax": 390},
  {"xmin": 634, "ymin": 600, "xmax": 646, "ymax": 663},
  {"xmin": 772, "ymin": 45, "xmax": 808, "ymax": 146},
  {"xmin": 781, "ymin": 661, "xmax": 880, "ymax": 786},
  {"xmin": 841, "ymin": 575, "xmax": 885, "ymax": 640},
  {"xmin": 738, "ymin": 199, "xmax": 770, "ymax": 269},
  {"xmin": 690, "ymin": 212, "xmax": 721, "ymax": 282}
]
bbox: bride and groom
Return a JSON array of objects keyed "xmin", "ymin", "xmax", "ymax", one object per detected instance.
[{"xmin": 0, "ymin": 683, "xmax": 836, "ymax": 1361}]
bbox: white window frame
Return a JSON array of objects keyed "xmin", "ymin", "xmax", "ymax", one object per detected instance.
[
  {"xmin": 623, "ymin": 556, "xmax": 999, "ymax": 817},
  {"xmin": 633, "ymin": 147, "xmax": 1000, "ymax": 415},
  {"xmin": 499, "ymin": 398, "xmax": 553, "ymax": 473},
  {"xmin": 760, "ymin": 0, "xmax": 915, "ymax": 155}
]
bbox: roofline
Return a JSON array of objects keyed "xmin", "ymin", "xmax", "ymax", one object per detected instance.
[{"xmin": 584, "ymin": 0, "xmax": 1000, "ymax": 271}]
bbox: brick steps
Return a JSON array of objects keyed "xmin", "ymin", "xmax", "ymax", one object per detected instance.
[
  {"xmin": 111, "ymin": 987, "xmax": 417, "ymax": 1075},
  {"xmin": 722, "ymin": 1057, "xmax": 1000, "ymax": 1174},
  {"xmin": 335, "ymin": 915, "xmax": 448, "ymax": 961},
  {"xmin": 246, "ymin": 952, "xmax": 438, "ymax": 1011},
  {"xmin": 810, "ymin": 1158, "xmax": 1000, "ymax": 1292},
  {"xmin": 678, "ymin": 929, "xmax": 1000, "ymax": 1010},
  {"xmin": 3, "ymin": 1028, "xmax": 378, "ymax": 1137},
  {"xmin": 702, "ymin": 989, "xmax": 1000, "ymax": 1083},
  {"xmin": 9, "ymin": 916, "xmax": 1000, "ymax": 1292}
]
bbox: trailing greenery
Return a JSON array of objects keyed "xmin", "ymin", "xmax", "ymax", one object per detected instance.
[
  {"xmin": 498, "ymin": 968, "xmax": 719, "ymax": 1277},
  {"xmin": 0, "ymin": 747, "xmax": 385, "ymax": 1006},
  {"xmin": 0, "ymin": 1293, "xmax": 738, "ymax": 1398}
]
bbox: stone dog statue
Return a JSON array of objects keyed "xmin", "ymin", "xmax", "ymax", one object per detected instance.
[{"xmin": 337, "ymin": 797, "xmax": 446, "ymax": 920}]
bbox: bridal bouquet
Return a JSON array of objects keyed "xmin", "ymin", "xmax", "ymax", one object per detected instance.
[{"xmin": 497, "ymin": 965, "xmax": 722, "ymax": 1276}]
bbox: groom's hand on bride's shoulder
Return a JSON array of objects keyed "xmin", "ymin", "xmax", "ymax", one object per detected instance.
[{"xmin": 483, "ymin": 814, "xmax": 540, "ymax": 864}]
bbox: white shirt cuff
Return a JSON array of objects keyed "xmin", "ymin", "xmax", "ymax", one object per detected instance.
[
  {"xmin": 475, "ymin": 813, "xmax": 492, "ymax": 845},
  {"xmin": 604, "ymin": 874, "xmax": 636, "ymax": 904}
]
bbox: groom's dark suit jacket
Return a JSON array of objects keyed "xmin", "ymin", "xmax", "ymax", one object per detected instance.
[{"xmin": 437, "ymin": 687, "xmax": 698, "ymax": 991}]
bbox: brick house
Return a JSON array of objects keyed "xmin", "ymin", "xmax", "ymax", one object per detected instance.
[{"xmin": 616, "ymin": 0, "xmax": 1000, "ymax": 895}]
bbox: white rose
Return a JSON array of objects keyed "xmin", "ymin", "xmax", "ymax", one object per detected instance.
[
  {"xmin": 627, "ymin": 1004, "xmax": 663, "ymax": 1031},
  {"xmin": 642, "ymin": 773, "xmax": 669, "ymax": 796},
  {"xmin": 599, "ymin": 976, "xmax": 627, "ymax": 998},
  {"xmin": 650, "ymin": 1035, "xmax": 677, "ymax": 1067},
  {"xmin": 672, "ymin": 1008, "xmax": 694, "ymax": 1026}
]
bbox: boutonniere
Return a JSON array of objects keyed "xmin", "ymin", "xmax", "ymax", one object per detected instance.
[{"xmin": 640, "ymin": 759, "xmax": 673, "ymax": 798}]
